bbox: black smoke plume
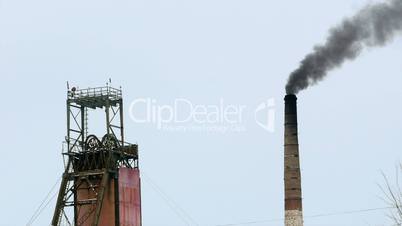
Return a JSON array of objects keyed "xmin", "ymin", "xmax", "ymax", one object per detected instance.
[{"xmin": 286, "ymin": 0, "xmax": 402, "ymax": 94}]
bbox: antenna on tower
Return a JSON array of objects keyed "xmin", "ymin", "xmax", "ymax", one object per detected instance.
[{"xmin": 106, "ymin": 78, "xmax": 112, "ymax": 89}]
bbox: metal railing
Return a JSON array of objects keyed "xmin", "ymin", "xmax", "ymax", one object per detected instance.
[{"xmin": 67, "ymin": 86, "xmax": 122, "ymax": 101}]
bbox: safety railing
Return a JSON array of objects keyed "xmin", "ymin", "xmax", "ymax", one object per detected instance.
[{"xmin": 67, "ymin": 86, "xmax": 122, "ymax": 101}]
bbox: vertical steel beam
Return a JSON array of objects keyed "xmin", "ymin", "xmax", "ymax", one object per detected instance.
[
  {"xmin": 51, "ymin": 173, "xmax": 69, "ymax": 226},
  {"xmin": 67, "ymin": 100, "xmax": 71, "ymax": 152},
  {"xmin": 92, "ymin": 171, "xmax": 109, "ymax": 226},
  {"xmin": 119, "ymin": 99, "xmax": 124, "ymax": 145},
  {"xmin": 105, "ymin": 102, "xmax": 110, "ymax": 136},
  {"xmin": 81, "ymin": 106, "xmax": 85, "ymax": 149},
  {"xmin": 114, "ymin": 172, "xmax": 120, "ymax": 226}
]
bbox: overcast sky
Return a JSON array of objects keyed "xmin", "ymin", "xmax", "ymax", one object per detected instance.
[{"xmin": 0, "ymin": 0, "xmax": 401, "ymax": 225}]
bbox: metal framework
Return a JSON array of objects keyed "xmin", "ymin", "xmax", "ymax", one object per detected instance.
[{"xmin": 52, "ymin": 85, "xmax": 139, "ymax": 226}]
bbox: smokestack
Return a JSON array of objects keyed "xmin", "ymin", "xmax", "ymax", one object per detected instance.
[{"xmin": 284, "ymin": 94, "xmax": 303, "ymax": 226}]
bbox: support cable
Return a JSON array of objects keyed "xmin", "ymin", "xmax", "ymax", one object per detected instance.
[
  {"xmin": 26, "ymin": 176, "xmax": 61, "ymax": 226},
  {"xmin": 215, "ymin": 206, "xmax": 401, "ymax": 226},
  {"xmin": 142, "ymin": 171, "xmax": 199, "ymax": 226}
]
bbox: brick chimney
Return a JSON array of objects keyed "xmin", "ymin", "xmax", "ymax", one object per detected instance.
[{"xmin": 284, "ymin": 94, "xmax": 303, "ymax": 226}]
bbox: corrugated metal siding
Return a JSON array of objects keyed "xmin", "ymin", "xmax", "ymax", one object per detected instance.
[{"xmin": 119, "ymin": 168, "xmax": 141, "ymax": 226}]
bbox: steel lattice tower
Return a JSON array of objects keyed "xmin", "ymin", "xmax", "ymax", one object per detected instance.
[{"xmin": 52, "ymin": 85, "xmax": 141, "ymax": 226}]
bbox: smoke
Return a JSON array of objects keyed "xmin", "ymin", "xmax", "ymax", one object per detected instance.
[{"xmin": 286, "ymin": 0, "xmax": 402, "ymax": 94}]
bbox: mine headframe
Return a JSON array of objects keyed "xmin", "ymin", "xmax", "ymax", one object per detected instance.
[{"xmin": 51, "ymin": 85, "xmax": 139, "ymax": 226}]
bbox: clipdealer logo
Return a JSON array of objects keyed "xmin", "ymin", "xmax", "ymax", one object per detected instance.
[
  {"xmin": 129, "ymin": 98, "xmax": 275, "ymax": 133},
  {"xmin": 254, "ymin": 98, "xmax": 275, "ymax": 133}
]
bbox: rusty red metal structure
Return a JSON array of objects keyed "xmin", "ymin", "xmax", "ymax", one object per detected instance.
[
  {"xmin": 119, "ymin": 168, "xmax": 141, "ymax": 226},
  {"xmin": 51, "ymin": 85, "xmax": 142, "ymax": 226}
]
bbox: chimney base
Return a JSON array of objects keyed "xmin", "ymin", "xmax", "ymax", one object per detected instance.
[{"xmin": 285, "ymin": 210, "xmax": 303, "ymax": 226}]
